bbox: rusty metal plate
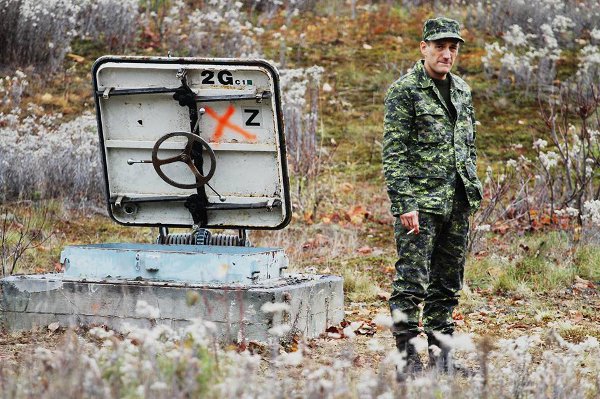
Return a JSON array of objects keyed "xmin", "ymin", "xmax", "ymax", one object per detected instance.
[{"xmin": 92, "ymin": 56, "xmax": 290, "ymax": 229}]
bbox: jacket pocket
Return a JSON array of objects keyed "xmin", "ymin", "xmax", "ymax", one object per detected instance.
[
  {"xmin": 414, "ymin": 104, "xmax": 447, "ymax": 143},
  {"xmin": 407, "ymin": 171, "xmax": 446, "ymax": 193}
]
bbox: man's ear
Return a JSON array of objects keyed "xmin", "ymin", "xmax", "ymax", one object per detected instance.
[{"xmin": 419, "ymin": 41, "xmax": 428, "ymax": 56}]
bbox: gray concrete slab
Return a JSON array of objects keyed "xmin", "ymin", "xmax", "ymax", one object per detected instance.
[{"xmin": 0, "ymin": 273, "xmax": 344, "ymax": 343}]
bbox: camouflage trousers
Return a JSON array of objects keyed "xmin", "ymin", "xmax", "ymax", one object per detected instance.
[{"xmin": 389, "ymin": 183, "xmax": 470, "ymax": 336}]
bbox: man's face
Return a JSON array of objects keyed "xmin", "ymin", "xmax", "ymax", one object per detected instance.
[{"xmin": 420, "ymin": 39, "xmax": 460, "ymax": 80}]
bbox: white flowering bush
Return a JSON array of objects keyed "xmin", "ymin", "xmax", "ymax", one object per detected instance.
[
  {"xmin": 0, "ymin": 108, "xmax": 103, "ymax": 203},
  {"xmin": 469, "ymin": 0, "xmax": 600, "ymax": 93},
  {"xmin": 0, "ymin": 307, "xmax": 221, "ymax": 397},
  {"xmin": 475, "ymin": 114, "xmax": 599, "ymax": 235},
  {"xmin": 2, "ymin": 309, "xmax": 600, "ymax": 399},
  {"xmin": 159, "ymin": 0, "xmax": 263, "ymax": 58},
  {"xmin": 280, "ymin": 66, "xmax": 323, "ymax": 174},
  {"xmin": 278, "ymin": 65, "xmax": 326, "ymax": 214},
  {"xmin": 487, "ymin": 333, "xmax": 600, "ymax": 398},
  {"xmin": 583, "ymin": 199, "xmax": 600, "ymax": 227},
  {"xmin": 0, "ymin": 0, "xmax": 139, "ymax": 73},
  {"xmin": 467, "ymin": 0, "xmax": 597, "ymax": 39},
  {"xmin": 0, "ymin": 71, "xmax": 29, "ymax": 109},
  {"xmin": 74, "ymin": 0, "xmax": 139, "ymax": 50},
  {"xmin": 528, "ymin": 80, "xmax": 599, "ymax": 226},
  {"xmin": 463, "ymin": 0, "xmax": 600, "ymax": 235}
]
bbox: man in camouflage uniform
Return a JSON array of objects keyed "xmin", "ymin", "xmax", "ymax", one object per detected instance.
[{"xmin": 382, "ymin": 17, "xmax": 483, "ymax": 372}]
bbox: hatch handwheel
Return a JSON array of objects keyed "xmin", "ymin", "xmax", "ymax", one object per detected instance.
[{"xmin": 151, "ymin": 131, "xmax": 217, "ymax": 189}]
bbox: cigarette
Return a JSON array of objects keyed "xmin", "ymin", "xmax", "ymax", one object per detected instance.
[{"xmin": 407, "ymin": 228, "xmax": 416, "ymax": 235}]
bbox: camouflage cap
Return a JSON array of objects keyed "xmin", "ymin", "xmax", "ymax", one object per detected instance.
[{"xmin": 422, "ymin": 17, "xmax": 464, "ymax": 43}]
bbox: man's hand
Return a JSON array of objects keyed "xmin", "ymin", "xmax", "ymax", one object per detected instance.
[{"xmin": 400, "ymin": 210, "xmax": 419, "ymax": 234}]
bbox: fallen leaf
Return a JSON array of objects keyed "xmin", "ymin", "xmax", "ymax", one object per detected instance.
[
  {"xmin": 356, "ymin": 322, "xmax": 376, "ymax": 336},
  {"xmin": 376, "ymin": 292, "xmax": 390, "ymax": 301},
  {"xmin": 352, "ymin": 354, "xmax": 365, "ymax": 367},
  {"xmin": 492, "ymin": 223, "xmax": 510, "ymax": 235},
  {"xmin": 40, "ymin": 93, "xmax": 54, "ymax": 104},
  {"xmin": 303, "ymin": 211, "xmax": 314, "ymax": 224},
  {"xmin": 67, "ymin": 53, "xmax": 85, "ymax": 63},
  {"xmin": 568, "ymin": 310, "xmax": 584, "ymax": 324},
  {"xmin": 508, "ymin": 323, "xmax": 529, "ymax": 329},
  {"xmin": 340, "ymin": 182, "xmax": 354, "ymax": 193},
  {"xmin": 326, "ymin": 325, "xmax": 343, "ymax": 335},
  {"xmin": 574, "ymin": 276, "xmax": 595, "ymax": 289},
  {"xmin": 357, "ymin": 246, "xmax": 372, "ymax": 255},
  {"xmin": 383, "ymin": 266, "xmax": 395, "ymax": 274},
  {"xmin": 302, "ymin": 234, "xmax": 330, "ymax": 250},
  {"xmin": 345, "ymin": 205, "xmax": 369, "ymax": 225},
  {"xmin": 48, "ymin": 322, "xmax": 60, "ymax": 332},
  {"xmin": 452, "ymin": 309, "xmax": 464, "ymax": 320}
]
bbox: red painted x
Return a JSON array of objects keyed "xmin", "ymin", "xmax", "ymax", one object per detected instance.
[{"xmin": 204, "ymin": 105, "xmax": 257, "ymax": 142}]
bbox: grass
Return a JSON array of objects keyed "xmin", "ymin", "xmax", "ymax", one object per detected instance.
[
  {"xmin": 557, "ymin": 323, "xmax": 600, "ymax": 343},
  {"xmin": 466, "ymin": 231, "xmax": 600, "ymax": 294},
  {"xmin": 575, "ymin": 245, "xmax": 600, "ymax": 282},
  {"xmin": 342, "ymin": 267, "xmax": 380, "ymax": 302}
]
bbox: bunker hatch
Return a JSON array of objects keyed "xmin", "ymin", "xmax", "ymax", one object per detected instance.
[{"xmin": 93, "ymin": 56, "xmax": 290, "ymax": 230}]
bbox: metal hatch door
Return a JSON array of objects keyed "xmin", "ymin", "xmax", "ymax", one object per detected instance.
[{"xmin": 92, "ymin": 56, "xmax": 290, "ymax": 229}]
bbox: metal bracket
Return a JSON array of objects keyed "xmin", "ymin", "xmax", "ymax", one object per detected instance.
[
  {"xmin": 176, "ymin": 68, "xmax": 187, "ymax": 81},
  {"xmin": 248, "ymin": 270, "xmax": 260, "ymax": 283},
  {"xmin": 102, "ymin": 87, "xmax": 113, "ymax": 99}
]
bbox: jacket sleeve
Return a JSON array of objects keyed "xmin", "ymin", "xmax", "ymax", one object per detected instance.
[{"xmin": 382, "ymin": 84, "xmax": 418, "ymax": 216}]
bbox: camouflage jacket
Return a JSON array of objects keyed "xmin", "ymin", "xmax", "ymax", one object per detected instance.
[{"xmin": 382, "ymin": 60, "xmax": 483, "ymax": 217}]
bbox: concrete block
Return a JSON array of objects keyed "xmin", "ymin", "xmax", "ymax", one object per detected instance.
[{"xmin": 0, "ymin": 273, "xmax": 344, "ymax": 343}]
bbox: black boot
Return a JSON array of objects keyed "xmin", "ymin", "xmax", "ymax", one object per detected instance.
[
  {"xmin": 427, "ymin": 332, "xmax": 451, "ymax": 372},
  {"xmin": 427, "ymin": 332, "xmax": 472, "ymax": 376},
  {"xmin": 395, "ymin": 333, "xmax": 423, "ymax": 379}
]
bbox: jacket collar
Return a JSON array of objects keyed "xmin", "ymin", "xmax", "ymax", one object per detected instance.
[{"xmin": 413, "ymin": 60, "xmax": 468, "ymax": 92}]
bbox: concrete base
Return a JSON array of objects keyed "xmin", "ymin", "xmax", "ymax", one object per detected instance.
[{"xmin": 0, "ymin": 273, "xmax": 344, "ymax": 343}]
